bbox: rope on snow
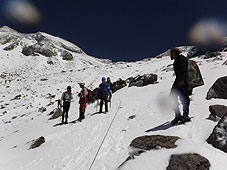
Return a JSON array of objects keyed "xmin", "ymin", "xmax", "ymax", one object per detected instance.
[{"xmin": 88, "ymin": 99, "xmax": 122, "ymax": 170}]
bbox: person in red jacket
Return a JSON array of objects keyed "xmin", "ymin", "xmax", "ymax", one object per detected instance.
[{"xmin": 78, "ymin": 83, "xmax": 88, "ymax": 121}]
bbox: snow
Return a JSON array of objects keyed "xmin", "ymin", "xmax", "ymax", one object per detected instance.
[{"xmin": 0, "ymin": 28, "xmax": 227, "ymax": 170}]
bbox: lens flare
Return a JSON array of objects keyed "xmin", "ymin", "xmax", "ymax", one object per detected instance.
[
  {"xmin": 188, "ymin": 18, "xmax": 227, "ymax": 46},
  {"xmin": 4, "ymin": 0, "xmax": 42, "ymax": 26}
]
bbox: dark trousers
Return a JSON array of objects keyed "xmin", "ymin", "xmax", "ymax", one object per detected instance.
[
  {"xmin": 99, "ymin": 93, "xmax": 108, "ymax": 113},
  {"xmin": 79, "ymin": 103, "xmax": 86, "ymax": 120},
  {"xmin": 171, "ymin": 84, "xmax": 190, "ymax": 118},
  {"xmin": 62, "ymin": 102, "xmax": 70, "ymax": 123}
]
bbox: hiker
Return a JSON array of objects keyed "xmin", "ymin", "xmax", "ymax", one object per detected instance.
[
  {"xmin": 169, "ymin": 48, "xmax": 191, "ymax": 125},
  {"xmin": 98, "ymin": 77, "xmax": 112, "ymax": 113},
  {"xmin": 78, "ymin": 83, "xmax": 88, "ymax": 121},
  {"xmin": 107, "ymin": 77, "xmax": 113, "ymax": 102},
  {"xmin": 60, "ymin": 86, "xmax": 73, "ymax": 124}
]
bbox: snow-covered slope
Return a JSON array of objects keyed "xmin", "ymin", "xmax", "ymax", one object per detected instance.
[{"xmin": 0, "ymin": 27, "xmax": 227, "ymax": 170}]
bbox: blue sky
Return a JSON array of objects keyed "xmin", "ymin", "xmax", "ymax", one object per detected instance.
[{"xmin": 1, "ymin": 0, "xmax": 227, "ymax": 61}]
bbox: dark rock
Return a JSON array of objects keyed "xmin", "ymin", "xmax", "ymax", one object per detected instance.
[
  {"xmin": 167, "ymin": 153, "xmax": 210, "ymax": 170},
  {"xmin": 3, "ymin": 42, "xmax": 19, "ymax": 51},
  {"xmin": 47, "ymin": 61, "xmax": 54, "ymax": 65},
  {"xmin": 130, "ymin": 135, "xmax": 180, "ymax": 151},
  {"xmin": 38, "ymin": 107, "xmax": 46, "ymax": 113},
  {"xmin": 206, "ymin": 76, "xmax": 227, "ymax": 100},
  {"xmin": 30, "ymin": 136, "xmax": 45, "ymax": 149},
  {"xmin": 112, "ymin": 78, "xmax": 127, "ymax": 93},
  {"xmin": 46, "ymin": 93, "xmax": 56, "ymax": 99},
  {"xmin": 128, "ymin": 115, "xmax": 136, "ymax": 120},
  {"xmin": 11, "ymin": 95, "xmax": 22, "ymax": 101},
  {"xmin": 40, "ymin": 78, "xmax": 48, "ymax": 81},
  {"xmin": 0, "ymin": 105, "xmax": 6, "ymax": 109},
  {"xmin": 61, "ymin": 42, "xmax": 83, "ymax": 53},
  {"xmin": 61, "ymin": 50, "xmax": 73, "ymax": 60},
  {"xmin": 223, "ymin": 60, "xmax": 227, "ymax": 65},
  {"xmin": 209, "ymin": 105, "xmax": 227, "ymax": 119},
  {"xmin": 207, "ymin": 115, "xmax": 227, "ymax": 153},
  {"xmin": 49, "ymin": 108, "xmax": 62, "ymax": 119},
  {"xmin": 128, "ymin": 74, "xmax": 158, "ymax": 87},
  {"xmin": 22, "ymin": 46, "xmax": 35, "ymax": 56},
  {"xmin": 187, "ymin": 46, "xmax": 207, "ymax": 58},
  {"xmin": 34, "ymin": 32, "xmax": 47, "ymax": 43},
  {"xmin": 12, "ymin": 116, "xmax": 17, "ymax": 119},
  {"xmin": 22, "ymin": 44, "xmax": 57, "ymax": 57},
  {"xmin": 204, "ymin": 51, "xmax": 221, "ymax": 59}
]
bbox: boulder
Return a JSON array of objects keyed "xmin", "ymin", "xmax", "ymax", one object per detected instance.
[
  {"xmin": 61, "ymin": 50, "xmax": 73, "ymax": 60},
  {"xmin": 22, "ymin": 44, "xmax": 57, "ymax": 57},
  {"xmin": 49, "ymin": 108, "xmax": 62, "ymax": 119},
  {"xmin": 130, "ymin": 135, "xmax": 180, "ymax": 151},
  {"xmin": 22, "ymin": 46, "xmax": 35, "ymax": 56},
  {"xmin": 203, "ymin": 51, "xmax": 221, "ymax": 59},
  {"xmin": 187, "ymin": 46, "xmax": 207, "ymax": 58},
  {"xmin": 207, "ymin": 115, "xmax": 227, "ymax": 153},
  {"xmin": 128, "ymin": 74, "xmax": 158, "ymax": 87},
  {"xmin": 30, "ymin": 136, "xmax": 45, "ymax": 149},
  {"xmin": 206, "ymin": 76, "xmax": 227, "ymax": 100},
  {"xmin": 209, "ymin": 105, "xmax": 227, "ymax": 119},
  {"xmin": 112, "ymin": 78, "xmax": 127, "ymax": 93},
  {"xmin": 167, "ymin": 153, "xmax": 210, "ymax": 170},
  {"xmin": 61, "ymin": 42, "xmax": 83, "ymax": 53},
  {"xmin": 3, "ymin": 42, "xmax": 19, "ymax": 51},
  {"xmin": 38, "ymin": 107, "xmax": 46, "ymax": 113}
]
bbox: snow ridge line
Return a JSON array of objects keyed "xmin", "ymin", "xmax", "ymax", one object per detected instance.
[{"xmin": 88, "ymin": 99, "xmax": 122, "ymax": 170}]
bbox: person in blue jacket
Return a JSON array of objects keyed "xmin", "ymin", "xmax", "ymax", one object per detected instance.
[{"xmin": 98, "ymin": 77, "xmax": 112, "ymax": 113}]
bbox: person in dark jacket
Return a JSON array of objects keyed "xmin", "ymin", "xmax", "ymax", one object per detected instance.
[
  {"xmin": 107, "ymin": 77, "xmax": 113, "ymax": 101},
  {"xmin": 60, "ymin": 86, "xmax": 73, "ymax": 124},
  {"xmin": 170, "ymin": 48, "xmax": 190, "ymax": 125},
  {"xmin": 98, "ymin": 77, "xmax": 112, "ymax": 113}
]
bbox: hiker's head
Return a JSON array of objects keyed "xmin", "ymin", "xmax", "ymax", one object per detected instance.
[
  {"xmin": 107, "ymin": 77, "xmax": 111, "ymax": 82},
  {"xmin": 102, "ymin": 77, "xmax": 106, "ymax": 83},
  {"xmin": 170, "ymin": 48, "xmax": 181, "ymax": 60},
  {"xmin": 79, "ymin": 83, "xmax": 85, "ymax": 88},
  {"xmin": 67, "ymin": 86, "xmax": 72, "ymax": 92}
]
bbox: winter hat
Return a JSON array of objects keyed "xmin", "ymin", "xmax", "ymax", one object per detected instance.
[
  {"xmin": 79, "ymin": 83, "xmax": 85, "ymax": 86},
  {"xmin": 102, "ymin": 77, "xmax": 106, "ymax": 82},
  {"xmin": 67, "ymin": 86, "xmax": 71, "ymax": 91},
  {"xmin": 170, "ymin": 48, "xmax": 181, "ymax": 55}
]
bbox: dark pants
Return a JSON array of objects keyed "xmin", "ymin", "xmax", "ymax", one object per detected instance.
[
  {"xmin": 100, "ymin": 93, "xmax": 108, "ymax": 113},
  {"xmin": 171, "ymin": 84, "xmax": 190, "ymax": 118},
  {"xmin": 79, "ymin": 103, "xmax": 86, "ymax": 120},
  {"xmin": 62, "ymin": 102, "xmax": 70, "ymax": 123}
]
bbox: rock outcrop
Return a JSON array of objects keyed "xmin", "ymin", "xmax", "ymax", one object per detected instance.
[
  {"xmin": 30, "ymin": 136, "xmax": 45, "ymax": 149},
  {"xmin": 112, "ymin": 78, "xmax": 127, "ymax": 93},
  {"xmin": 130, "ymin": 135, "xmax": 180, "ymax": 151},
  {"xmin": 167, "ymin": 153, "xmax": 210, "ymax": 170},
  {"xmin": 206, "ymin": 76, "xmax": 227, "ymax": 100},
  {"xmin": 128, "ymin": 74, "xmax": 158, "ymax": 87},
  {"xmin": 209, "ymin": 105, "xmax": 227, "ymax": 119},
  {"xmin": 207, "ymin": 115, "xmax": 227, "ymax": 153}
]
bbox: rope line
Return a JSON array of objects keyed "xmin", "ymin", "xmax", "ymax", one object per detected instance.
[{"xmin": 88, "ymin": 99, "xmax": 122, "ymax": 170}]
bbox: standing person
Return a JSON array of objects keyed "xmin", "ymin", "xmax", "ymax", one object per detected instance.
[
  {"xmin": 60, "ymin": 86, "xmax": 73, "ymax": 124},
  {"xmin": 170, "ymin": 48, "xmax": 191, "ymax": 125},
  {"xmin": 78, "ymin": 83, "xmax": 88, "ymax": 121},
  {"xmin": 98, "ymin": 77, "xmax": 111, "ymax": 113},
  {"xmin": 107, "ymin": 77, "xmax": 113, "ymax": 102}
]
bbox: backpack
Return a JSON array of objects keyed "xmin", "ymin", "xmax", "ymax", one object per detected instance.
[
  {"xmin": 86, "ymin": 88, "xmax": 93, "ymax": 103},
  {"xmin": 187, "ymin": 60, "xmax": 204, "ymax": 90}
]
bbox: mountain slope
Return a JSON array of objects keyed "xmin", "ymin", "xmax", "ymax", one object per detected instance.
[{"xmin": 0, "ymin": 27, "xmax": 227, "ymax": 170}]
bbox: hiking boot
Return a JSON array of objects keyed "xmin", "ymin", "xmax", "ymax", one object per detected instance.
[
  {"xmin": 181, "ymin": 115, "xmax": 191, "ymax": 123},
  {"xmin": 171, "ymin": 116, "xmax": 183, "ymax": 125}
]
